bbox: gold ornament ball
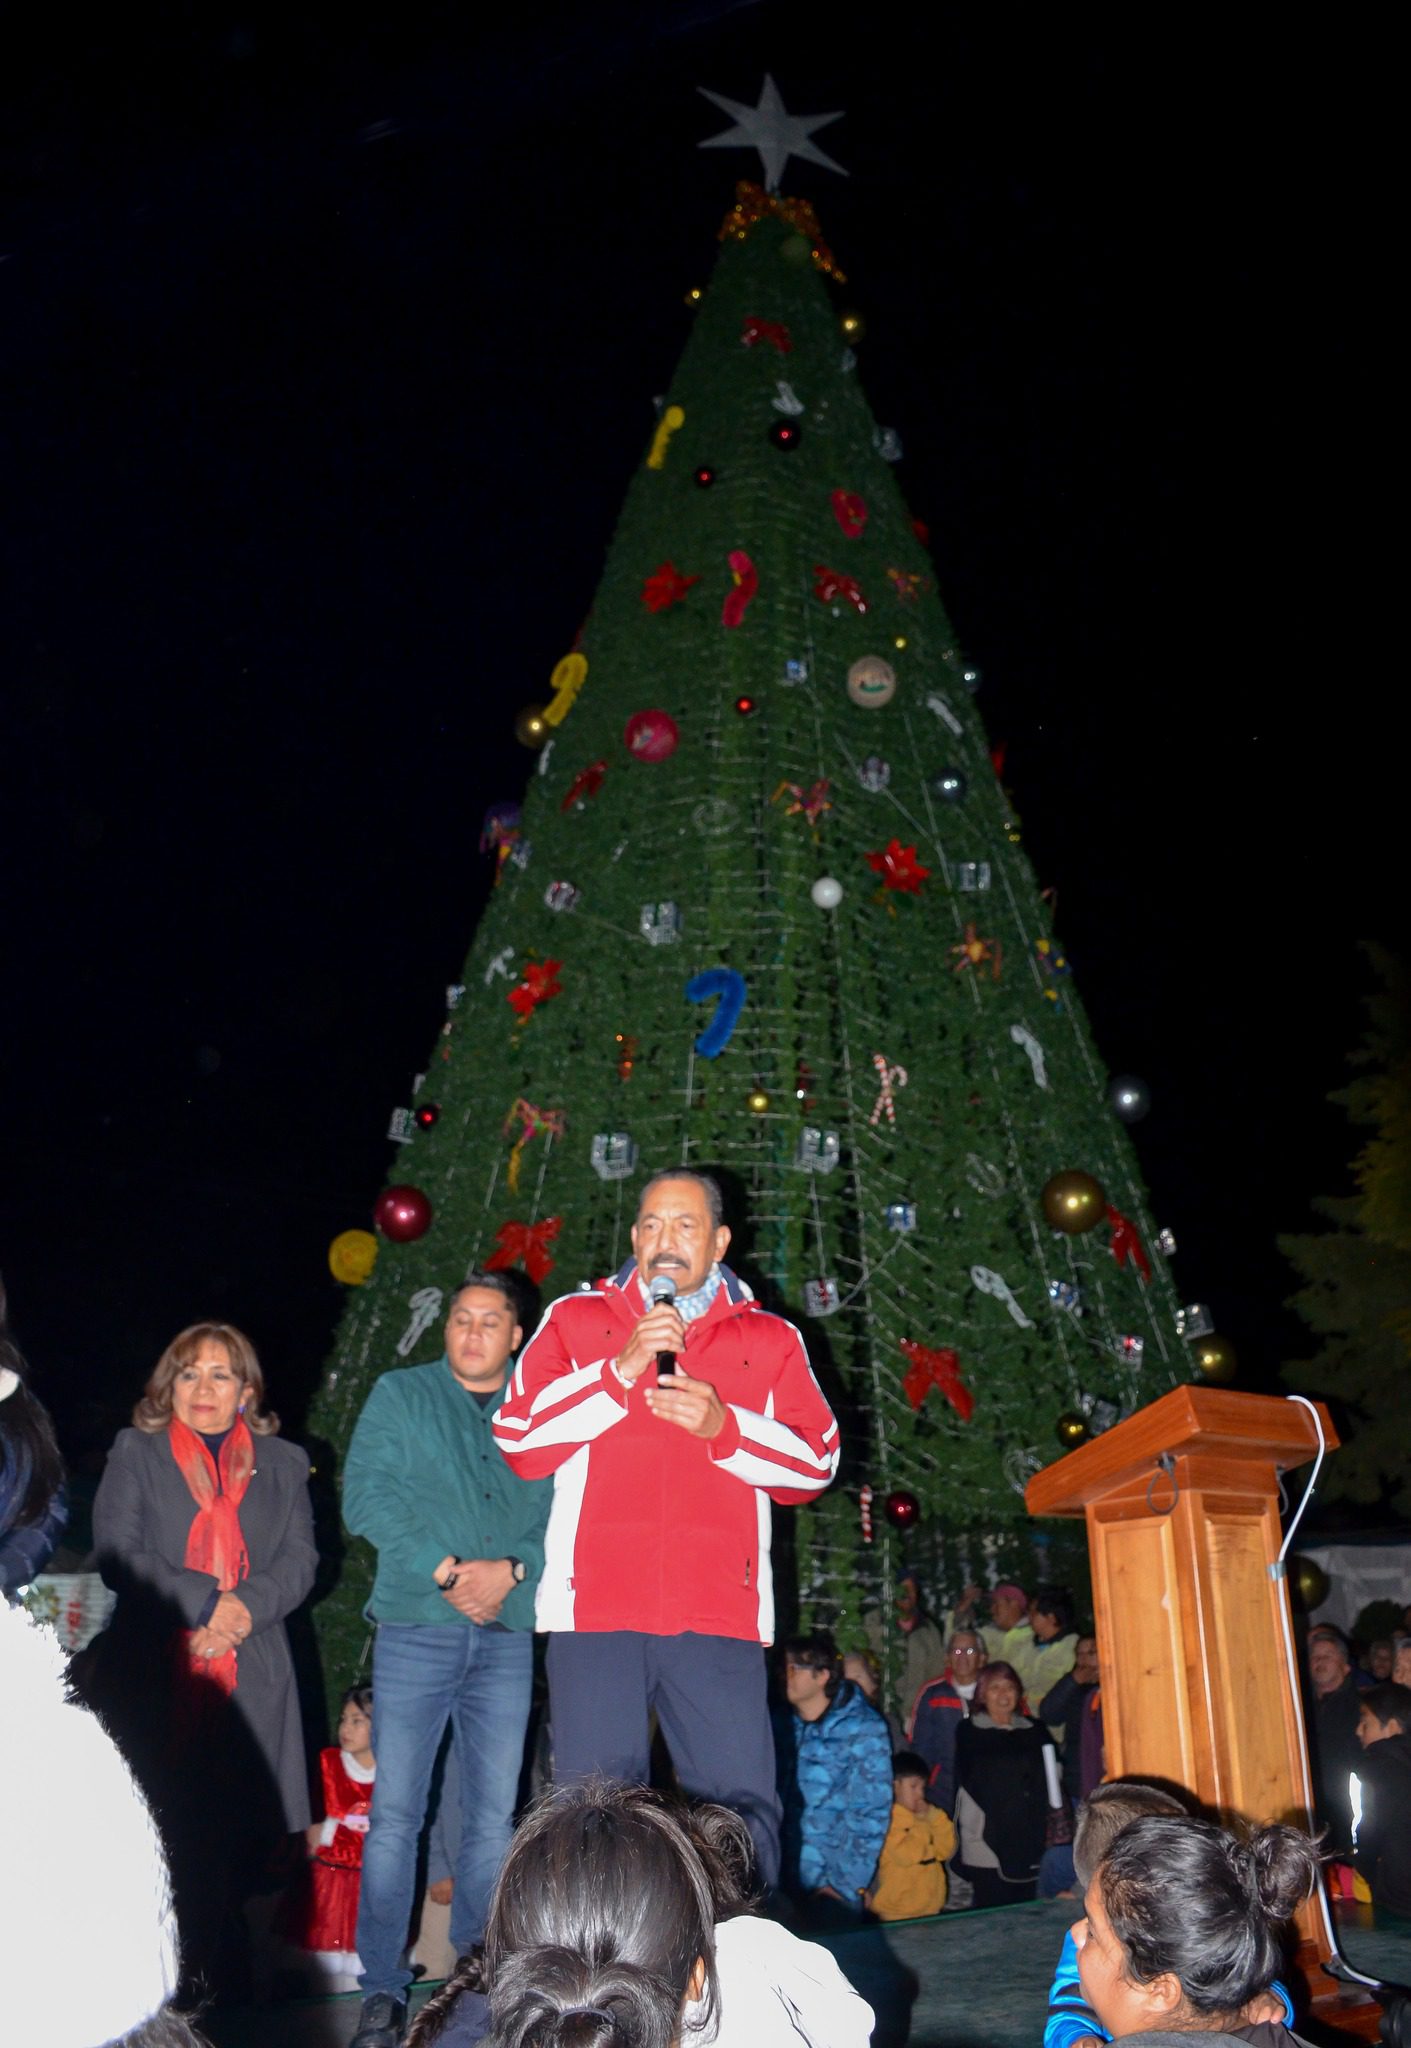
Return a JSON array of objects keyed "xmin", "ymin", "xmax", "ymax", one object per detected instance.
[
  {"xmin": 514, "ymin": 703, "xmax": 550, "ymax": 749},
  {"xmin": 747, "ymin": 1088, "xmax": 771, "ymax": 1114},
  {"xmin": 1289, "ymin": 1554, "xmax": 1330, "ymax": 1610},
  {"xmin": 1055, "ymin": 1411, "xmax": 1089, "ymax": 1450},
  {"xmin": 839, "ymin": 308, "xmax": 866, "ymax": 343},
  {"xmin": 1040, "ymin": 1169, "xmax": 1107, "ymax": 1234},
  {"xmin": 1192, "ymin": 1334, "xmax": 1237, "ymax": 1384},
  {"xmin": 328, "ymin": 1228, "xmax": 378, "ymax": 1286}
]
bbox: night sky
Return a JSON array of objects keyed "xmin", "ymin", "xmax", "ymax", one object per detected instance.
[{"xmin": 3, "ymin": 11, "xmax": 1387, "ymax": 1467}]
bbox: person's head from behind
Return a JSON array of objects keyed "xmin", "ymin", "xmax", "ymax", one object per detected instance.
[
  {"xmin": 1358, "ymin": 1680, "xmax": 1411, "ymax": 1748},
  {"xmin": 1072, "ymin": 1780, "xmax": 1188, "ymax": 1892},
  {"xmin": 480, "ymin": 1781, "xmax": 717, "ymax": 2048},
  {"xmin": 783, "ymin": 1632, "xmax": 841, "ymax": 1717},
  {"xmin": 892, "ymin": 1750, "xmax": 929, "ymax": 1815},
  {"xmin": 1031, "ymin": 1585, "xmax": 1074, "ymax": 1642},
  {"xmin": 1075, "ymin": 1815, "xmax": 1319, "ymax": 2038},
  {"xmin": 841, "ymin": 1648, "xmax": 881, "ymax": 1701}
]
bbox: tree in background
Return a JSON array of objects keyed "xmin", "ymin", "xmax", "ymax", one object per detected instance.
[
  {"xmin": 1282, "ymin": 947, "xmax": 1411, "ymax": 1511},
  {"xmin": 310, "ymin": 152, "xmax": 1211, "ymax": 1694}
]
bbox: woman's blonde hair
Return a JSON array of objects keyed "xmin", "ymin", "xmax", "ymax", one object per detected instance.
[{"xmin": 132, "ymin": 1322, "xmax": 280, "ymax": 1436}]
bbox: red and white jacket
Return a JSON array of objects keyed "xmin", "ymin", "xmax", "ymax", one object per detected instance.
[{"xmin": 493, "ymin": 1262, "xmax": 839, "ymax": 1645}]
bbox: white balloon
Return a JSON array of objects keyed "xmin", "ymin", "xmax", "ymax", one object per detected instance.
[{"xmin": 811, "ymin": 877, "xmax": 843, "ymax": 910}]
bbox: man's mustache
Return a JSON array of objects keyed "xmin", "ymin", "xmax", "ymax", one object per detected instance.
[{"xmin": 649, "ymin": 1254, "xmax": 687, "ymax": 1269}]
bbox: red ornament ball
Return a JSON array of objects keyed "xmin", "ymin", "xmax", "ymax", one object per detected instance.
[
  {"xmin": 769, "ymin": 420, "xmax": 802, "ymax": 452},
  {"xmin": 374, "ymin": 1184, "xmax": 433, "ymax": 1243},
  {"xmin": 883, "ymin": 1488, "xmax": 920, "ymax": 1531},
  {"xmin": 623, "ymin": 709, "xmax": 680, "ymax": 763},
  {"xmin": 693, "ymin": 464, "xmax": 716, "ymax": 488},
  {"xmin": 414, "ymin": 1104, "xmax": 440, "ymax": 1130},
  {"xmin": 734, "ymin": 695, "xmax": 757, "ymax": 716}
]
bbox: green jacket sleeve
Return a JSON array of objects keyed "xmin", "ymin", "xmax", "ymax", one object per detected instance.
[{"xmin": 341, "ymin": 1379, "xmax": 448, "ymax": 1586}]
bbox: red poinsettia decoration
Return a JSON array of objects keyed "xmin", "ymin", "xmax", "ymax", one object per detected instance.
[
  {"xmin": 866, "ymin": 838, "xmax": 930, "ymax": 894},
  {"xmin": 722, "ymin": 550, "xmax": 758, "ymax": 628},
  {"xmin": 741, "ymin": 314, "xmax": 793, "ymax": 353},
  {"xmin": 813, "ymin": 564, "xmax": 868, "ymax": 613},
  {"xmin": 900, "ymin": 1339, "xmax": 974, "ymax": 1422},
  {"xmin": 1107, "ymin": 1204, "xmax": 1151, "ymax": 1282},
  {"xmin": 507, "ymin": 958, "xmax": 563, "ymax": 1020},
  {"xmin": 641, "ymin": 562, "xmax": 700, "ymax": 612}
]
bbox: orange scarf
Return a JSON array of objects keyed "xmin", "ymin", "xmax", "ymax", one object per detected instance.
[{"xmin": 169, "ymin": 1414, "xmax": 254, "ymax": 1697}]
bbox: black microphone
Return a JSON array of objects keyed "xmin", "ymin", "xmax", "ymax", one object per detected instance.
[{"xmin": 650, "ymin": 1272, "xmax": 678, "ymax": 1376}]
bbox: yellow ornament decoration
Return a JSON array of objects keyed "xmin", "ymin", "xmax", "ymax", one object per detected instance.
[
  {"xmin": 746, "ymin": 1088, "xmax": 771, "ymax": 1114},
  {"xmin": 328, "ymin": 1229, "xmax": 378, "ymax": 1286},
  {"xmin": 513, "ymin": 703, "xmax": 551, "ymax": 749},
  {"xmin": 1192, "ymin": 1334, "xmax": 1237, "ymax": 1384},
  {"xmin": 1040, "ymin": 1170, "xmax": 1106, "ymax": 1234},
  {"xmin": 646, "ymin": 404, "xmax": 685, "ymax": 471},
  {"xmin": 543, "ymin": 652, "xmax": 588, "ymax": 728}
]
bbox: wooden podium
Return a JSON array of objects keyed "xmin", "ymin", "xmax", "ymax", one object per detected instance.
[{"xmin": 1026, "ymin": 1385, "xmax": 1383, "ymax": 2040}]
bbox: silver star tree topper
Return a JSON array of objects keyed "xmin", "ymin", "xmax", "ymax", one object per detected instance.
[{"xmin": 697, "ymin": 74, "xmax": 847, "ymax": 193}]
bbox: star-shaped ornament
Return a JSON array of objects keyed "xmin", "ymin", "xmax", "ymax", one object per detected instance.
[{"xmin": 698, "ymin": 74, "xmax": 847, "ymax": 193}]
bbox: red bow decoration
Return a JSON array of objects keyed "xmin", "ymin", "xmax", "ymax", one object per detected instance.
[
  {"xmin": 866, "ymin": 837, "xmax": 930, "ymax": 894},
  {"xmin": 561, "ymin": 759, "xmax": 607, "ymax": 812},
  {"xmin": 812, "ymin": 564, "xmax": 868, "ymax": 613},
  {"xmin": 722, "ymin": 550, "xmax": 758, "ymax": 628},
  {"xmin": 1107, "ymin": 1205, "xmax": 1151, "ymax": 1282},
  {"xmin": 830, "ymin": 489, "xmax": 868, "ymax": 539},
  {"xmin": 900, "ymin": 1340, "xmax": 974, "ymax": 1422},
  {"xmin": 507, "ymin": 958, "xmax": 563, "ymax": 1020},
  {"xmin": 641, "ymin": 561, "xmax": 700, "ymax": 612},
  {"xmin": 741, "ymin": 314, "xmax": 793, "ymax": 353},
  {"xmin": 484, "ymin": 1215, "xmax": 561, "ymax": 1285}
]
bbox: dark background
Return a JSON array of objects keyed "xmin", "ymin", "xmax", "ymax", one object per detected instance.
[{"xmin": 2, "ymin": 9, "xmax": 1386, "ymax": 1471}]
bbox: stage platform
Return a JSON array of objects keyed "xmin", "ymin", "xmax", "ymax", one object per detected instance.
[{"xmin": 202, "ymin": 1897, "xmax": 1411, "ymax": 2048}]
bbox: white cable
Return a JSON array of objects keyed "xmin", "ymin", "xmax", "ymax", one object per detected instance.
[
  {"xmin": 1278, "ymin": 1393, "xmax": 1327, "ymax": 1566},
  {"xmin": 1269, "ymin": 1394, "xmax": 1337, "ymax": 1953}
]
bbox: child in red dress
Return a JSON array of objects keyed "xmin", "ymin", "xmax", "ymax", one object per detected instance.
[{"xmin": 279, "ymin": 1684, "xmax": 375, "ymax": 1990}]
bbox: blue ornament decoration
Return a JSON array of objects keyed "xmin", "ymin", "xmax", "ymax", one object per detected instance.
[{"xmin": 685, "ymin": 967, "xmax": 748, "ymax": 1058}]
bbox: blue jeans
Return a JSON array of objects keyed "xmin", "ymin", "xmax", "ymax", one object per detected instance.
[{"xmin": 357, "ymin": 1622, "xmax": 532, "ymax": 1998}]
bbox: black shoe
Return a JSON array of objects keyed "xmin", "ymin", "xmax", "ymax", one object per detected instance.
[{"xmin": 350, "ymin": 1992, "xmax": 408, "ymax": 2047}]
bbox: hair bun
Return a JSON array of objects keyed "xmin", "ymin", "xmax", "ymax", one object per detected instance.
[{"xmin": 1247, "ymin": 1824, "xmax": 1320, "ymax": 1921}]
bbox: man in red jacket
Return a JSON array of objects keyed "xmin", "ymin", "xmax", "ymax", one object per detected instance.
[{"xmin": 493, "ymin": 1169, "xmax": 840, "ymax": 1886}]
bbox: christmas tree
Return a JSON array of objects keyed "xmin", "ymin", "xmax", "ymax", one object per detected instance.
[{"xmin": 312, "ymin": 89, "xmax": 1193, "ymax": 1693}]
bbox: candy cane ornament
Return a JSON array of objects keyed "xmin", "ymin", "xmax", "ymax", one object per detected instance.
[
  {"xmin": 646, "ymin": 404, "xmax": 685, "ymax": 470},
  {"xmin": 869, "ymin": 1053, "xmax": 908, "ymax": 1126}
]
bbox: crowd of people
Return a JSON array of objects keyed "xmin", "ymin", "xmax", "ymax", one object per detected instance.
[{"xmin": 3, "ymin": 1167, "xmax": 1411, "ymax": 2047}]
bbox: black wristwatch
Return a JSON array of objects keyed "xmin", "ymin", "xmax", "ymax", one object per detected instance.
[{"xmin": 505, "ymin": 1555, "xmax": 527, "ymax": 1585}]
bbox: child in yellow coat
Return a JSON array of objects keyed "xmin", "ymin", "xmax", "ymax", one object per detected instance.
[{"xmin": 868, "ymin": 1751, "xmax": 957, "ymax": 1920}]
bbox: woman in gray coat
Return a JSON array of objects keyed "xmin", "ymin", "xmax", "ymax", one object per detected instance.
[{"xmin": 87, "ymin": 1319, "xmax": 317, "ymax": 1996}]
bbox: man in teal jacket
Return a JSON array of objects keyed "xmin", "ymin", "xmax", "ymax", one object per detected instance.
[{"xmin": 342, "ymin": 1272, "xmax": 551, "ymax": 2048}]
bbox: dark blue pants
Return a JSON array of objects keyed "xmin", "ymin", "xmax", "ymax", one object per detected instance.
[{"xmin": 547, "ymin": 1630, "xmax": 782, "ymax": 1889}]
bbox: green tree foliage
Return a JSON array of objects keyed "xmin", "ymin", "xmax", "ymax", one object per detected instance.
[
  {"xmin": 309, "ymin": 198, "xmax": 1183, "ymax": 1688},
  {"xmin": 1281, "ymin": 948, "xmax": 1411, "ymax": 1509}
]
